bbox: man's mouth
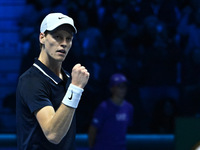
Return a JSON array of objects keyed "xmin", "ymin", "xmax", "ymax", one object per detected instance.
[{"xmin": 57, "ymin": 49, "xmax": 66, "ymax": 54}]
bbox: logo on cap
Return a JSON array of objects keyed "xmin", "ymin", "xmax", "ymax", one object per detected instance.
[{"xmin": 58, "ymin": 17, "xmax": 65, "ymax": 19}]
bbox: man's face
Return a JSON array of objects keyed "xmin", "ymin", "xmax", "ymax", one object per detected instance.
[{"xmin": 40, "ymin": 25, "xmax": 74, "ymax": 62}]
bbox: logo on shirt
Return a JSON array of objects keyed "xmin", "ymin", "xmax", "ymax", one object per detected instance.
[
  {"xmin": 68, "ymin": 91, "xmax": 73, "ymax": 100},
  {"xmin": 116, "ymin": 113, "xmax": 127, "ymax": 121}
]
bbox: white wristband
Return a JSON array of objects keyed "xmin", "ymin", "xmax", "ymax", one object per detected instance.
[{"xmin": 62, "ymin": 84, "xmax": 84, "ymax": 108}]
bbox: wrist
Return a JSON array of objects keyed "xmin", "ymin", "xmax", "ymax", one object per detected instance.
[{"xmin": 62, "ymin": 84, "xmax": 84, "ymax": 108}]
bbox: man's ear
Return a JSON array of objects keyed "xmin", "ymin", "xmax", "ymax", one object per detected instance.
[{"xmin": 39, "ymin": 33, "xmax": 45, "ymax": 44}]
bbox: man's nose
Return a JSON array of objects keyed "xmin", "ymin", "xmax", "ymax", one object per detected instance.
[
  {"xmin": 61, "ymin": 39, "xmax": 67, "ymax": 48},
  {"xmin": 61, "ymin": 44, "xmax": 67, "ymax": 48}
]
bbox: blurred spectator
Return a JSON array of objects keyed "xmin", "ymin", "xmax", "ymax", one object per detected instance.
[
  {"xmin": 150, "ymin": 97, "xmax": 178, "ymax": 134},
  {"xmin": 138, "ymin": 15, "xmax": 177, "ymax": 85},
  {"xmin": 100, "ymin": 37, "xmax": 137, "ymax": 83},
  {"xmin": 123, "ymin": 0, "xmax": 143, "ymax": 24},
  {"xmin": 189, "ymin": 0, "xmax": 200, "ymax": 12},
  {"xmin": 66, "ymin": 0, "xmax": 98, "ymax": 27},
  {"xmin": 182, "ymin": 47, "xmax": 200, "ymax": 85},
  {"xmin": 26, "ymin": 0, "xmax": 64, "ymax": 11},
  {"xmin": 112, "ymin": 12, "xmax": 138, "ymax": 53},
  {"xmin": 113, "ymin": 12, "xmax": 130, "ymax": 38},
  {"xmin": 180, "ymin": 47, "xmax": 200, "ymax": 116},
  {"xmin": 137, "ymin": 0, "xmax": 181, "ymax": 42},
  {"xmin": 139, "ymin": 0, "xmax": 180, "ymax": 23},
  {"xmin": 88, "ymin": 73, "xmax": 134, "ymax": 150},
  {"xmin": 108, "ymin": 38, "xmax": 128, "ymax": 72},
  {"xmin": 177, "ymin": 5, "xmax": 200, "ymax": 55}
]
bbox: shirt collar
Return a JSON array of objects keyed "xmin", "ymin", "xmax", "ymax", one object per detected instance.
[{"xmin": 33, "ymin": 59, "xmax": 70, "ymax": 84}]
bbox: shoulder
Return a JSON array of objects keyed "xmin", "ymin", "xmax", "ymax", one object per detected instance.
[
  {"xmin": 94, "ymin": 100, "xmax": 110, "ymax": 113},
  {"xmin": 18, "ymin": 66, "xmax": 50, "ymax": 92},
  {"xmin": 19, "ymin": 66, "xmax": 48, "ymax": 83},
  {"xmin": 98, "ymin": 100, "xmax": 110, "ymax": 109}
]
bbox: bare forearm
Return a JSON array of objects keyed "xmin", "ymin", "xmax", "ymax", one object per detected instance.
[
  {"xmin": 49, "ymin": 104, "xmax": 75, "ymax": 142},
  {"xmin": 37, "ymin": 104, "xmax": 75, "ymax": 144}
]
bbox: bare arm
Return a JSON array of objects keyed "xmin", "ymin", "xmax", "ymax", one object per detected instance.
[
  {"xmin": 35, "ymin": 64, "xmax": 89, "ymax": 144},
  {"xmin": 88, "ymin": 125, "xmax": 97, "ymax": 148},
  {"xmin": 35, "ymin": 105, "xmax": 75, "ymax": 144}
]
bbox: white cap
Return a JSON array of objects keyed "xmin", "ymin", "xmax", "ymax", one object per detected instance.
[{"xmin": 40, "ymin": 13, "xmax": 77, "ymax": 33}]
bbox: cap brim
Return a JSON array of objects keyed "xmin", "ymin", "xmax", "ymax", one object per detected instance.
[{"xmin": 46, "ymin": 22, "xmax": 77, "ymax": 34}]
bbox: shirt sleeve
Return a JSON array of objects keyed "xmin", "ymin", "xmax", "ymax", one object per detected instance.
[{"xmin": 19, "ymin": 76, "xmax": 52, "ymax": 114}]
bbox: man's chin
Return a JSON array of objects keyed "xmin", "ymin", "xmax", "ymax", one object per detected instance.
[{"xmin": 56, "ymin": 56, "xmax": 66, "ymax": 62}]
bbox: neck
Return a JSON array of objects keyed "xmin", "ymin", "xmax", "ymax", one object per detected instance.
[
  {"xmin": 38, "ymin": 55, "xmax": 62, "ymax": 78},
  {"xmin": 111, "ymin": 96, "xmax": 124, "ymax": 106}
]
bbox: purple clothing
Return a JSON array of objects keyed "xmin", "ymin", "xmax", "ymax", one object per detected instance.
[{"xmin": 91, "ymin": 99, "xmax": 133, "ymax": 150}]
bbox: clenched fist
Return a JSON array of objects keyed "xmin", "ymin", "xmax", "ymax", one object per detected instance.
[{"xmin": 71, "ymin": 64, "xmax": 90, "ymax": 89}]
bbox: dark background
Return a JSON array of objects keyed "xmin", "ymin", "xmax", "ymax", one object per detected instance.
[{"xmin": 1, "ymin": 0, "xmax": 200, "ymax": 139}]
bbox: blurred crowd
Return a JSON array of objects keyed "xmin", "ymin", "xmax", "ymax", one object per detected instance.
[{"xmin": 2, "ymin": 0, "xmax": 200, "ymax": 134}]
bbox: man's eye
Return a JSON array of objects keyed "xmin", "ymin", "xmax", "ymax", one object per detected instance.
[
  {"xmin": 53, "ymin": 34, "xmax": 60, "ymax": 38},
  {"xmin": 56, "ymin": 36, "xmax": 61, "ymax": 39}
]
